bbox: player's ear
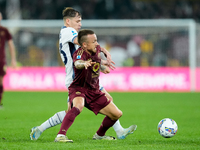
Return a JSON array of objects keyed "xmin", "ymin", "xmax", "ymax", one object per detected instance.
[
  {"xmin": 65, "ymin": 18, "xmax": 70, "ymax": 25},
  {"xmin": 82, "ymin": 42, "xmax": 87, "ymax": 48}
]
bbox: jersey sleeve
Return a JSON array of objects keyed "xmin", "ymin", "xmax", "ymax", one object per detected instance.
[
  {"xmin": 73, "ymin": 48, "xmax": 85, "ymax": 63},
  {"xmin": 60, "ymin": 27, "xmax": 78, "ymax": 44},
  {"xmin": 5, "ymin": 28, "xmax": 12, "ymax": 41}
]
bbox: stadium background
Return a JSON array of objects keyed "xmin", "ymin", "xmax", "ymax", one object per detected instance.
[
  {"xmin": 1, "ymin": 0, "xmax": 200, "ymax": 92},
  {"xmin": 1, "ymin": 1, "xmax": 200, "ymax": 150}
]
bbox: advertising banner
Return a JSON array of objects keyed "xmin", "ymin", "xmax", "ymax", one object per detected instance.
[
  {"xmin": 3, "ymin": 67, "xmax": 197, "ymax": 92},
  {"xmin": 4, "ymin": 67, "xmax": 66, "ymax": 91},
  {"xmin": 99, "ymin": 67, "xmax": 190, "ymax": 92}
]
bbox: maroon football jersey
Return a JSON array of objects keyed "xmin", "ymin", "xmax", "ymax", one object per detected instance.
[
  {"xmin": 69, "ymin": 45, "xmax": 102, "ymax": 90},
  {"xmin": 0, "ymin": 26, "xmax": 12, "ymax": 63}
]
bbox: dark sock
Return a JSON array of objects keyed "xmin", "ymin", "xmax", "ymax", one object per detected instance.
[
  {"xmin": 97, "ymin": 116, "xmax": 117, "ymax": 136},
  {"xmin": 0, "ymin": 85, "xmax": 3, "ymax": 105},
  {"xmin": 57, "ymin": 107, "xmax": 80, "ymax": 135}
]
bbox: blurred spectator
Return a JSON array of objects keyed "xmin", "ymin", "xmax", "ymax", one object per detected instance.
[
  {"xmin": 0, "ymin": 12, "xmax": 17, "ymax": 107},
  {"xmin": 2, "ymin": 0, "xmax": 199, "ymax": 67},
  {"xmin": 1, "ymin": 0, "xmax": 198, "ymax": 21}
]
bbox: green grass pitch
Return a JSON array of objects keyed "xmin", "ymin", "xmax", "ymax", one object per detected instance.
[{"xmin": 0, "ymin": 92, "xmax": 200, "ymax": 150}]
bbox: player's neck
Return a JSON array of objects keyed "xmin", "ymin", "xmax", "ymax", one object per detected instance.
[
  {"xmin": 82, "ymin": 47, "xmax": 92, "ymax": 55},
  {"xmin": 85, "ymin": 49, "xmax": 92, "ymax": 55}
]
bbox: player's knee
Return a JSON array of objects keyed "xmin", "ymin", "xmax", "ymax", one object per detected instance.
[
  {"xmin": 73, "ymin": 98, "xmax": 84, "ymax": 112},
  {"xmin": 113, "ymin": 110, "xmax": 122, "ymax": 120},
  {"xmin": 109, "ymin": 96, "xmax": 113, "ymax": 102},
  {"xmin": 74, "ymin": 103, "xmax": 84, "ymax": 112},
  {"xmin": 118, "ymin": 110, "xmax": 123, "ymax": 118}
]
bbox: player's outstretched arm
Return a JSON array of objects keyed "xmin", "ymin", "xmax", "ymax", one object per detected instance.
[
  {"xmin": 74, "ymin": 60, "xmax": 96, "ymax": 69},
  {"xmin": 100, "ymin": 47, "xmax": 115, "ymax": 70},
  {"xmin": 100, "ymin": 65, "xmax": 110, "ymax": 74},
  {"xmin": 101, "ymin": 59, "xmax": 115, "ymax": 70}
]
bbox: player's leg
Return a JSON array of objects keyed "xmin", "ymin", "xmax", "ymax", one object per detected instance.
[
  {"xmin": 30, "ymin": 110, "xmax": 68, "ymax": 140},
  {"xmin": 0, "ymin": 63, "xmax": 6, "ymax": 108},
  {"xmin": 30, "ymin": 98, "xmax": 71, "ymax": 140},
  {"xmin": 93, "ymin": 101, "xmax": 122, "ymax": 140},
  {"xmin": 101, "ymin": 88, "xmax": 137, "ymax": 139},
  {"xmin": 55, "ymin": 96, "xmax": 83, "ymax": 142},
  {"xmin": 0, "ymin": 76, "xmax": 3, "ymax": 108}
]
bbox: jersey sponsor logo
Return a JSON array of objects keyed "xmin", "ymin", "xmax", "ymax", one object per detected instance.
[
  {"xmin": 77, "ymin": 55, "xmax": 81, "ymax": 59},
  {"xmin": 76, "ymin": 91, "xmax": 81, "ymax": 95}
]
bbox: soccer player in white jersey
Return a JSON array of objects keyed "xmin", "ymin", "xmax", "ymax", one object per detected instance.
[{"xmin": 30, "ymin": 7, "xmax": 137, "ymax": 141}]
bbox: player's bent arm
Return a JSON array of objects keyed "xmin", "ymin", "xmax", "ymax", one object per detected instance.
[
  {"xmin": 101, "ymin": 59, "xmax": 115, "ymax": 70},
  {"xmin": 74, "ymin": 60, "xmax": 86, "ymax": 69},
  {"xmin": 100, "ymin": 47, "xmax": 109, "ymax": 58},
  {"xmin": 101, "ymin": 47, "xmax": 115, "ymax": 68},
  {"xmin": 100, "ymin": 65, "xmax": 110, "ymax": 74},
  {"xmin": 8, "ymin": 39, "xmax": 17, "ymax": 68},
  {"xmin": 74, "ymin": 60, "xmax": 96, "ymax": 69},
  {"xmin": 73, "ymin": 37, "xmax": 80, "ymax": 46}
]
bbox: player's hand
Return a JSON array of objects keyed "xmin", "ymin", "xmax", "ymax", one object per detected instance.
[
  {"xmin": 101, "ymin": 59, "xmax": 115, "ymax": 70},
  {"xmin": 101, "ymin": 47, "xmax": 115, "ymax": 70},
  {"xmin": 84, "ymin": 60, "xmax": 96, "ymax": 69},
  {"xmin": 101, "ymin": 65, "xmax": 110, "ymax": 74},
  {"xmin": 11, "ymin": 60, "xmax": 17, "ymax": 69}
]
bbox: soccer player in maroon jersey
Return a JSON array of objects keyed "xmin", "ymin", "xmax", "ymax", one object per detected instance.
[
  {"xmin": 30, "ymin": 7, "xmax": 136, "ymax": 141},
  {"xmin": 0, "ymin": 12, "xmax": 17, "ymax": 108},
  {"xmin": 55, "ymin": 29, "xmax": 136, "ymax": 142}
]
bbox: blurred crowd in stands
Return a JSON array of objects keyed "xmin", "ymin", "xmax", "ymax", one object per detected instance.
[
  {"xmin": 0, "ymin": 0, "xmax": 200, "ymax": 21},
  {"xmin": 1, "ymin": 0, "xmax": 200, "ymax": 67}
]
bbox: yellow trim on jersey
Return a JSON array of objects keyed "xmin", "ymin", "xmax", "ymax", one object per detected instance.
[
  {"xmin": 77, "ymin": 49, "xmax": 84, "ymax": 57},
  {"xmin": 93, "ymin": 63, "xmax": 100, "ymax": 72}
]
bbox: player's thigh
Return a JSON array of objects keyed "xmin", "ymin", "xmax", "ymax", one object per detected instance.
[
  {"xmin": 72, "ymin": 97, "xmax": 85, "ymax": 112},
  {"xmin": 99, "ymin": 101, "xmax": 122, "ymax": 120},
  {"xmin": 66, "ymin": 101, "xmax": 71, "ymax": 112},
  {"xmin": 101, "ymin": 88, "xmax": 113, "ymax": 101}
]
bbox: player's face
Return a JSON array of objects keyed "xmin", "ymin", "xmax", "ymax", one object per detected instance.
[
  {"xmin": 86, "ymin": 34, "xmax": 99, "ymax": 54},
  {"xmin": 69, "ymin": 14, "xmax": 82, "ymax": 32}
]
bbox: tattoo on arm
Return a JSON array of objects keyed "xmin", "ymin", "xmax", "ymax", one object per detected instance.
[{"xmin": 74, "ymin": 60, "xmax": 85, "ymax": 69}]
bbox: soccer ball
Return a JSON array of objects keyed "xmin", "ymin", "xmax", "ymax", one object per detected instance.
[{"xmin": 158, "ymin": 118, "xmax": 178, "ymax": 138}]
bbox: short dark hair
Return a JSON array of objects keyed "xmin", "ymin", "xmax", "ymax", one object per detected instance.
[
  {"xmin": 62, "ymin": 7, "xmax": 81, "ymax": 18},
  {"xmin": 78, "ymin": 29, "xmax": 95, "ymax": 46}
]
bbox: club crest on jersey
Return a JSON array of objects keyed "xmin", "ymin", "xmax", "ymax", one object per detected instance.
[
  {"xmin": 93, "ymin": 63, "xmax": 100, "ymax": 72},
  {"xmin": 77, "ymin": 55, "xmax": 81, "ymax": 59}
]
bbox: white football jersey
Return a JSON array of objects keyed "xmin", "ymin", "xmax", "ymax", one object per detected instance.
[
  {"xmin": 59, "ymin": 26, "xmax": 80, "ymax": 88},
  {"xmin": 59, "ymin": 26, "xmax": 104, "ymax": 90}
]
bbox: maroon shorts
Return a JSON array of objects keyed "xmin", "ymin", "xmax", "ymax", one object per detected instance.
[
  {"xmin": 68, "ymin": 87, "xmax": 111, "ymax": 115},
  {"xmin": 0, "ymin": 62, "xmax": 6, "ymax": 76}
]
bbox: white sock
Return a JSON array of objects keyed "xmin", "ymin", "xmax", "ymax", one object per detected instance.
[
  {"xmin": 112, "ymin": 120, "xmax": 124, "ymax": 135},
  {"xmin": 38, "ymin": 111, "xmax": 66, "ymax": 132},
  {"xmin": 57, "ymin": 134, "xmax": 65, "ymax": 138}
]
